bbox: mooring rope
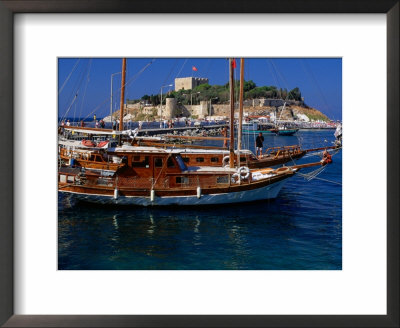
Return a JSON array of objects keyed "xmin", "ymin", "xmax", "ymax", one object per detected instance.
[
  {"xmin": 298, "ymin": 165, "xmax": 326, "ymax": 181},
  {"xmin": 297, "ymin": 172, "xmax": 342, "ymax": 186}
]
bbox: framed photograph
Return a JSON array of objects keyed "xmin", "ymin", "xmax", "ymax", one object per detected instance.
[{"xmin": 1, "ymin": 1, "xmax": 398, "ymax": 327}]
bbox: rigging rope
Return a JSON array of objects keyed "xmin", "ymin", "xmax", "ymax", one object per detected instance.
[
  {"xmin": 269, "ymin": 59, "xmax": 291, "ymax": 95},
  {"xmin": 61, "ymin": 59, "xmax": 90, "ymax": 124},
  {"xmin": 81, "ymin": 59, "xmax": 156, "ymax": 121},
  {"xmin": 266, "ymin": 59, "xmax": 281, "ymax": 99},
  {"xmin": 303, "ymin": 148, "xmax": 341, "ymax": 159},
  {"xmin": 297, "ymin": 171, "xmax": 342, "ymax": 186},
  {"xmin": 302, "ymin": 165, "xmax": 326, "ymax": 181},
  {"xmin": 175, "ymin": 58, "xmax": 188, "ymax": 79},
  {"xmin": 60, "ymin": 93, "xmax": 78, "ymax": 124},
  {"xmin": 204, "ymin": 59, "xmax": 213, "ymax": 77},
  {"xmin": 73, "ymin": 102, "xmax": 77, "ymax": 125},
  {"xmin": 161, "ymin": 58, "xmax": 178, "ymax": 88},
  {"xmin": 78, "ymin": 59, "xmax": 92, "ymax": 121},
  {"xmin": 299, "ymin": 59, "xmax": 336, "ymax": 121},
  {"xmin": 58, "ymin": 59, "xmax": 80, "ymax": 95}
]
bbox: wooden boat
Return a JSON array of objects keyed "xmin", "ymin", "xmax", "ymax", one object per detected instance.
[
  {"xmin": 59, "ymin": 122, "xmax": 317, "ymax": 172},
  {"xmin": 60, "ymin": 143, "xmax": 307, "ymax": 168},
  {"xmin": 58, "ymin": 147, "xmax": 332, "ymax": 206},
  {"xmin": 59, "ymin": 132, "xmax": 340, "ymax": 172},
  {"xmin": 59, "ymin": 144, "xmax": 124, "ymax": 175}
]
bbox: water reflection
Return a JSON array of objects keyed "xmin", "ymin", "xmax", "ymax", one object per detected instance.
[{"xmin": 58, "ymin": 199, "xmax": 313, "ymax": 270}]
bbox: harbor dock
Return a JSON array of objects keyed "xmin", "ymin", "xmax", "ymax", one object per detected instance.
[{"xmin": 136, "ymin": 124, "xmax": 228, "ymax": 136}]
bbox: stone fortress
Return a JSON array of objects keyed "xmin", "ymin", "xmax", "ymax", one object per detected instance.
[
  {"xmin": 109, "ymin": 76, "xmax": 329, "ymax": 123},
  {"xmin": 164, "ymin": 77, "xmax": 304, "ymax": 120},
  {"xmin": 174, "ymin": 77, "xmax": 209, "ymax": 91}
]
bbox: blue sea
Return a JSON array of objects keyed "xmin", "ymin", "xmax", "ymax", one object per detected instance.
[{"xmin": 58, "ymin": 129, "xmax": 342, "ymax": 270}]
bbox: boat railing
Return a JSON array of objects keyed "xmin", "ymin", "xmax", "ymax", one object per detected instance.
[
  {"xmin": 60, "ymin": 148, "xmax": 116, "ymax": 164},
  {"xmin": 80, "ymin": 173, "xmax": 242, "ymax": 190},
  {"xmin": 115, "ymin": 174, "xmax": 234, "ymax": 189}
]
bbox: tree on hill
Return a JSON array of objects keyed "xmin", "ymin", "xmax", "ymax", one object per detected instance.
[
  {"xmin": 243, "ymin": 80, "xmax": 256, "ymax": 92},
  {"xmin": 134, "ymin": 82, "xmax": 304, "ymax": 106},
  {"xmin": 149, "ymin": 94, "xmax": 160, "ymax": 106},
  {"xmin": 288, "ymin": 87, "xmax": 301, "ymax": 101}
]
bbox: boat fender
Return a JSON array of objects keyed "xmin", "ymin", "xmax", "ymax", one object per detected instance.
[
  {"xmin": 222, "ymin": 156, "xmax": 230, "ymax": 167},
  {"xmin": 113, "ymin": 188, "xmax": 118, "ymax": 200},
  {"xmin": 150, "ymin": 189, "xmax": 155, "ymax": 202},
  {"xmin": 197, "ymin": 186, "xmax": 201, "ymax": 199},
  {"xmin": 321, "ymin": 152, "xmax": 332, "ymax": 165},
  {"xmin": 231, "ymin": 173, "xmax": 240, "ymax": 183},
  {"xmin": 238, "ymin": 166, "xmax": 250, "ymax": 180}
]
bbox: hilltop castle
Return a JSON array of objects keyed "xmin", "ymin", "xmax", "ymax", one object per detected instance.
[{"xmin": 174, "ymin": 77, "xmax": 209, "ymax": 91}]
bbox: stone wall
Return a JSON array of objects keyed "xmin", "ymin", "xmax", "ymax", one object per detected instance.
[
  {"xmin": 176, "ymin": 101, "xmax": 210, "ymax": 118},
  {"xmin": 122, "ymin": 97, "xmax": 305, "ymax": 119},
  {"xmin": 242, "ymin": 99, "xmax": 304, "ymax": 107}
]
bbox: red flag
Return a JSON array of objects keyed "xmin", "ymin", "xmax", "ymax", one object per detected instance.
[
  {"xmin": 192, "ymin": 66, "xmax": 198, "ymax": 71},
  {"xmin": 232, "ymin": 59, "xmax": 237, "ymax": 68}
]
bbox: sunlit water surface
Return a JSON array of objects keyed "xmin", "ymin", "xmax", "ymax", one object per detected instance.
[{"xmin": 58, "ymin": 130, "xmax": 342, "ymax": 270}]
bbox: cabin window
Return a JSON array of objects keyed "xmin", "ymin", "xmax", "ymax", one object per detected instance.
[
  {"xmin": 60, "ymin": 175, "xmax": 67, "ymax": 183},
  {"xmin": 133, "ymin": 156, "xmax": 141, "ymax": 162},
  {"xmin": 196, "ymin": 157, "xmax": 204, "ymax": 163},
  {"xmin": 240, "ymin": 157, "xmax": 246, "ymax": 162},
  {"xmin": 211, "ymin": 157, "xmax": 219, "ymax": 163},
  {"xmin": 155, "ymin": 158, "xmax": 163, "ymax": 168},
  {"xmin": 182, "ymin": 157, "xmax": 190, "ymax": 163},
  {"xmin": 167, "ymin": 157, "xmax": 175, "ymax": 168},
  {"xmin": 67, "ymin": 176, "xmax": 74, "ymax": 183},
  {"xmin": 132, "ymin": 156, "xmax": 150, "ymax": 168},
  {"xmin": 176, "ymin": 176, "xmax": 189, "ymax": 184},
  {"xmin": 217, "ymin": 176, "xmax": 229, "ymax": 184}
]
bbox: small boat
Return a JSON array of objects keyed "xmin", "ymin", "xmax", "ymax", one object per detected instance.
[
  {"xmin": 241, "ymin": 119, "xmax": 277, "ymax": 134},
  {"xmin": 275, "ymin": 126, "xmax": 299, "ymax": 136}
]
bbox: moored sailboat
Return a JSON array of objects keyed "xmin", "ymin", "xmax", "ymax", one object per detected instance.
[{"xmin": 58, "ymin": 58, "xmax": 337, "ymax": 206}]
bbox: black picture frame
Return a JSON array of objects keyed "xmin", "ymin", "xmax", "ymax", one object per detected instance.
[{"xmin": 0, "ymin": 1, "xmax": 398, "ymax": 327}]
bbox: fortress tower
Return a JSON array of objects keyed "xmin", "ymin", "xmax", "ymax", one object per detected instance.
[{"xmin": 164, "ymin": 97, "xmax": 177, "ymax": 119}]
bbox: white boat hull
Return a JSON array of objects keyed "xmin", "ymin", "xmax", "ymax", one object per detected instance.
[{"xmin": 59, "ymin": 179, "xmax": 288, "ymax": 206}]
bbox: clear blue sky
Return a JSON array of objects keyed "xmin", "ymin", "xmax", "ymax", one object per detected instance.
[{"xmin": 58, "ymin": 58, "xmax": 342, "ymax": 120}]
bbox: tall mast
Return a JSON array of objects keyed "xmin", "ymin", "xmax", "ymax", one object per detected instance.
[
  {"xmin": 237, "ymin": 58, "xmax": 244, "ymax": 168},
  {"xmin": 229, "ymin": 58, "xmax": 235, "ymax": 169},
  {"xmin": 119, "ymin": 58, "xmax": 126, "ymax": 132}
]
